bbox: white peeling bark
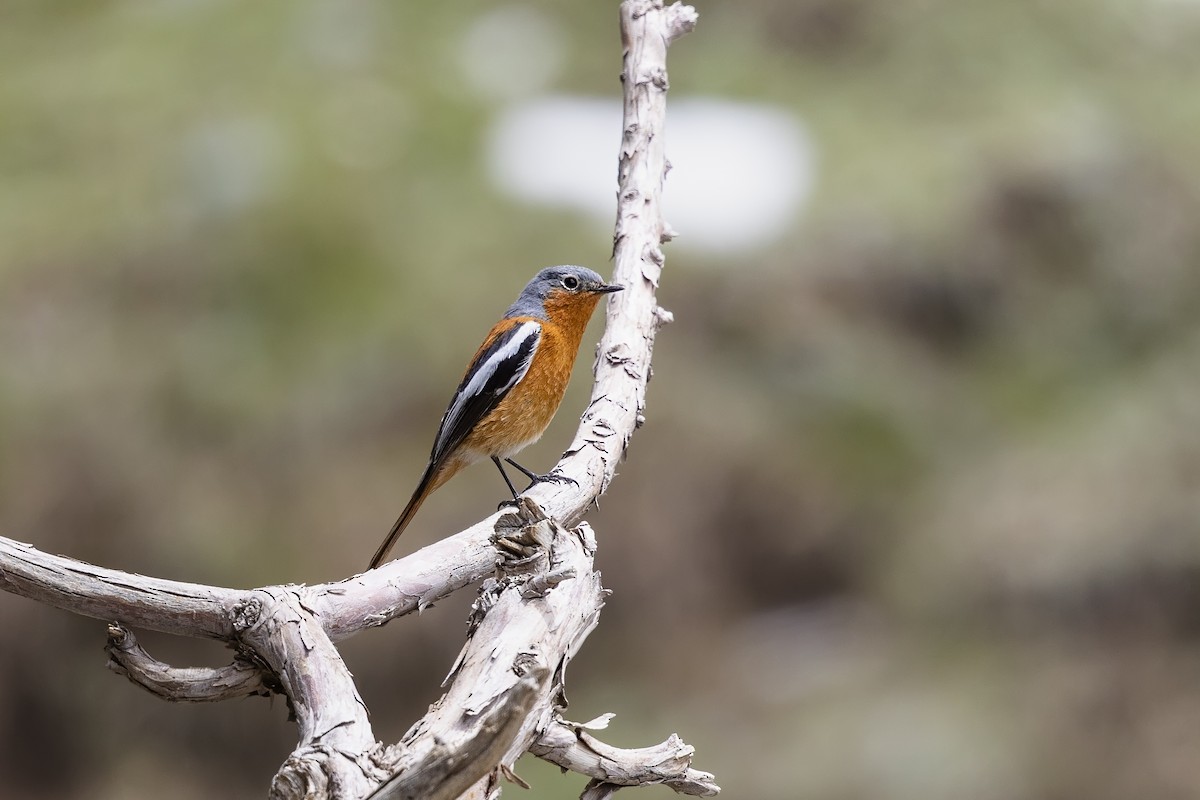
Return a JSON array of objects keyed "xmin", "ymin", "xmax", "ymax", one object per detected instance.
[{"xmin": 0, "ymin": 2, "xmax": 710, "ymax": 798}]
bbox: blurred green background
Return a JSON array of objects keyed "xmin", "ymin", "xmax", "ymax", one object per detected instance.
[{"xmin": 3, "ymin": 1, "xmax": 1200, "ymax": 798}]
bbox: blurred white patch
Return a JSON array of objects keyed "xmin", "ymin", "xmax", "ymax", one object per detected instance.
[
  {"xmin": 458, "ymin": 7, "xmax": 566, "ymax": 101},
  {"xmin": 486, "ymin": 95, "xmax": 815, "ymax": 253},
  {"xmin": 318, "ymin": 79, "xmax": 410, "ymax": 170}
]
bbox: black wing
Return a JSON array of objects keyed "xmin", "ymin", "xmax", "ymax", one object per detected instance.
[{"xmin": 429, "ymin": 319, "xmax": 541, "ymax": 465}]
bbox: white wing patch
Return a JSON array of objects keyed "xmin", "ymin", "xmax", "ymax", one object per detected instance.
[{"xmin": 434, "ymin": 320, "xmax": 542, "ymax": 456}]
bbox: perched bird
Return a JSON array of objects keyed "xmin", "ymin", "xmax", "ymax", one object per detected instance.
[{"xmin": 369, "ymin": 266, "xmax": 622, "ymax": 568}]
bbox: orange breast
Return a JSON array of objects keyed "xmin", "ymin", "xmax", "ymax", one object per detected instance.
[{"xmin": 461, "ymin": 291, "xmax": 602, "ymax": 459}]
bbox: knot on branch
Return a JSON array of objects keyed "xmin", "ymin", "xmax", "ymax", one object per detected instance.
[
  {"xmin": 490, "ymin": 499, "xmax": 593, "ymax": 600},
  {"xmin": 465, "ymin": 500, "xmax": 583, "ymax": 644},
  {"xmin": 641, "ymin": 66, "xmax": 669, "ymax": 90},
  {"xmin": 512, "ymin": 650, "xmax": 542, "ymax": 678},
  {"xmin": 665, "ymin": 3, "xmax": 699, "ymax": 41},
  {"xmin": 520, "ymin": 568, "xmax": 576, "ymax": 599},
  {"xmin": 493, "ymin": 498, "xmax": 554, "ymax": 573},
  {"xmin": 270, "ymin": 747, "xmax": 330, "ymax": 800},
  {"xmin": 232, "ymin": 595, "xmax": 264, "ymax": 632}
]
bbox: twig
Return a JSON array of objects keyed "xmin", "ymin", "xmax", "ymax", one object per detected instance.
[
  {"xmin": 105, "ymin": 623, "xmax": 273, "ymax": 701},
  {"xmin": 532, "ymin": 717, "xmax": 719, "ymax": 797}
]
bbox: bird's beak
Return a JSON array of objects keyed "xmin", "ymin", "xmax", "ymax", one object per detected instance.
[{"xmin": 592, "ymin": 282, "xmax": 624, "ymax": 294}]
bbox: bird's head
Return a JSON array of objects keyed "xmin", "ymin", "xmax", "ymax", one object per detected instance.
[{"xmin": 507, "ymin": 266, "xmax": 623, "ymax": 320}]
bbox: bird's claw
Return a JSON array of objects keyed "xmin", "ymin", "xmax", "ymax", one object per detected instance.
[{"xmin": 524, "ymin": 472, "xmax": 578, "ymax": 491}]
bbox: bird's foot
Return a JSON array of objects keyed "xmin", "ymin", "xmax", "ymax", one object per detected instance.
[
  {"xmin": 522, "ymin": 471, "xmax": 579, "ymax": 492},
  {"xmin": 502, "ymin": 458, "xmax": 578, "ymax": 492},
  {"xmin": 495, "ymin": 471, "xmax": 577, "ymax": 511}
]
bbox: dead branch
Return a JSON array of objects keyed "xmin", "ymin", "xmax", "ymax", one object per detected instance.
[
  {"xmin": 532, "ymin": 717, "xmax": 719, "ymax": 797},
  {"xmin": 0, "ymin": 536, "xmax": 240, "ymax": 638},
  {"xmin": 105, "ymin": 623, "xmax": 272, "ymax": 701},
  {"xmin": 368, "ymin": 669, "xmax": 546, "ymax": 800},
  {"xmin": 371, "ymin": 499, "xmax": 607, "ymax": 799}
]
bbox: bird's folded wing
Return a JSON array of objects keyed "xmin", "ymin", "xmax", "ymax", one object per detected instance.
[{"xmin": 430, "ymin": 319, "xmax": 542, "ymax": 463}]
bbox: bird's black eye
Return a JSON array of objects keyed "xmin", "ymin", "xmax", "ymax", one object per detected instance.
[{"xmin": 561, "ymin": 275, "xmax": 580, "ymax": 290}]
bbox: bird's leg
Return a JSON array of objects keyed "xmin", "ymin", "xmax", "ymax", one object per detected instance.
[
  {"xmin": 492, "ymin": 456, "xmax": 523, "ymax": 509},
  {"xmin": 493, "ymin": 457, "xmax": 579, "ymax": 510},
  {"xmin": 505, "ymin": 458, "xmax": 579, "ymax": 491}
]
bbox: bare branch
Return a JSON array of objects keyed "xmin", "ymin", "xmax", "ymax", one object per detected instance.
[
  {"xmin": 0, "ymin": 524, "xmax": 500, "ymax": 645},
  {"xmin": 526, "ymin": 5, "xmax": 722, "ymax": 794},
  {"xmin": 514, "ymin": 0, "xmax": 693, "ymax": 532},
  {"xmin": 371, "ymin": 500, "xmax": 605, "ymax": 794},
  {"xmin": 105, "ymin": 623, "xmax": 272, "ymax": 702},
  {"xmin": 312, "ymin": 519, "xmax": 500, "ymax": 641},
  {"xmin": 0, "ymin": 537, "xmax": 240, "ymax": 638},
  {"xmin": 234, "ymin": 587, "xmax": 383, "ymax": 800},
  {"xmin": 533, "ymin": 717, "xmax": 719, "ymax": 797},
  {"xmin": 367, "ymin": 668, "xmax": 546, "ymax": 800}
]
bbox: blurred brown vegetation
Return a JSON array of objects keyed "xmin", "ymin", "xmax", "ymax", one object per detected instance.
[{"xmin": 3, "ymin": 1, "xmax": 1200, "ymax": 799}]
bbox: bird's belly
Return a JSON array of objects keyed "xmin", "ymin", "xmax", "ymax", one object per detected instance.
[{"xmin": 465, "ymin": 390, "xmax": 561, "ymax": 458}]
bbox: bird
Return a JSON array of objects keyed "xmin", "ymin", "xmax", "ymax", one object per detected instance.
[{"xmin": 369, "ymin": 265, "xmax": 623, "ymax": 569}]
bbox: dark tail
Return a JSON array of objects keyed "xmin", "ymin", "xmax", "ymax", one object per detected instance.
[{"xmin": 369, "ymin": 461, "xmax": 440, "ymax": 569}]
